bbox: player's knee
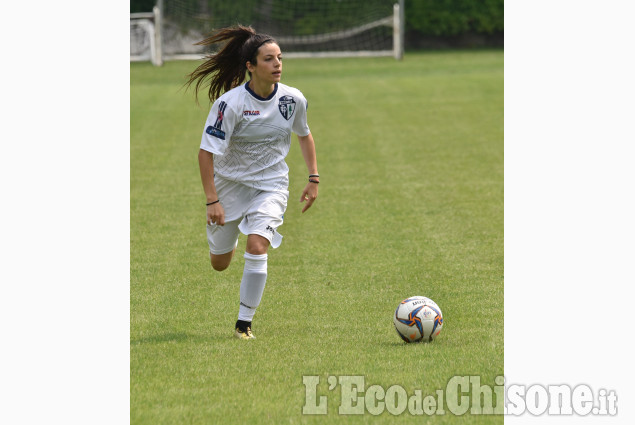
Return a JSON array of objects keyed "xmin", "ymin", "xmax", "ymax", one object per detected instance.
[
  {"xmin": 210, "ymin": 251, "xmax": 233, "ymax": 271},
  {"xmin": 211, "ymin": 260, "xmax": 230, "ymax": 271},
  {"xmin": 246, "ymin": 234, "xmax": 270, "ymax": 255}
]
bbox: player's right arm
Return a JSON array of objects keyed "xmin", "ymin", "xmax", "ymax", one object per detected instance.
[
  {"xmin": 198, "ymin": 149, "xmax": 225, "ymax": 226},
  {"xmin": 199, "ymin": 96, "xmax": 238, "ymax": 226}
]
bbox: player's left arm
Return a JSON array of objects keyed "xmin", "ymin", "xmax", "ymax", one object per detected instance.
[{"xmin": 298, "ymin": 133, "xmax": 319, "ymax": 213}]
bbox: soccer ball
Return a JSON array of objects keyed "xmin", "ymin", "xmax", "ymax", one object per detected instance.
[{"xmin": 393, "ymin": 296, "xmax": 444, "ymax": 343}]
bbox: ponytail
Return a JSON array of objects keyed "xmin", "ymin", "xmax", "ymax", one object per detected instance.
[{"xmin": 185, "ymin": 25, "xmax": 276, "ymax": 104}]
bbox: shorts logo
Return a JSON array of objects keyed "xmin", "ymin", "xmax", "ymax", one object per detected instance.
[
  {"xmin": 278, "ymin": 96, "xmax": 296, "ymax": 120},
  {"xmin": 265, "ymin": 225, "xmax": 275, "ymax": 234},
  {"xmin": 206, "ymin": 100, "xmax": 227, "ymax": 140}
]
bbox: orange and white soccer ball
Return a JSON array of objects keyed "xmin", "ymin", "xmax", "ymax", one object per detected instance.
[{"xmin": 393, "ymin": 296, "xmax": 444, "ymax": 343}]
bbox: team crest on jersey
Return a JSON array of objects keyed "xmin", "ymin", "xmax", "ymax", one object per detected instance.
[{"xmin": 278, "ymin": 96, "xmax": 296, "ymax": 120}]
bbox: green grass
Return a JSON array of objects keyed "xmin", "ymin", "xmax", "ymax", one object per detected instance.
[{"xmin": 131, "ymin": 50, "xmax": 503, "ymax": 424}]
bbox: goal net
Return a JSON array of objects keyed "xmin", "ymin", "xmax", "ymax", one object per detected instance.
[
  {"xmin": 131, "ymin": 0, "xmax": 403, "ymax": 63},
  {"xmin": 130, "ymin": 16, "xmax": 155, "ymax": 62}
]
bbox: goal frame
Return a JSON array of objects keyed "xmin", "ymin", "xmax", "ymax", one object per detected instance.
[
  {"xmin": 130, "ymin": 6, "xmax": 163, "ymax": 66},
  {"xmin": 132, "ymin": 1, "xmax": 403, "ymax": 65}
]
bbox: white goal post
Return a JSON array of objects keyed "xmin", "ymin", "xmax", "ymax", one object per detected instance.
[
  {"xmin": 130, "ymin": 0, "xmax": 404, "ymax": 65},
  {"xmin": 130, "ymin": 6, "xmax": 163, "ymax": 66}
]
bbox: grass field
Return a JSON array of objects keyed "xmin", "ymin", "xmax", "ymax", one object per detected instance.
[{"xmin": 131, "ymin": 50, "xmax": 503, "ymax": 424}]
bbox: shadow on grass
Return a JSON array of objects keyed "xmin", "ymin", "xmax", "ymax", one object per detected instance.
[
  {"xmin": 130, "ymin": 332, "xmax": 229, "ymax": 345},
  {"xmin": 377, "ymin": 340, "xmax": 444, "ymax": 348}
]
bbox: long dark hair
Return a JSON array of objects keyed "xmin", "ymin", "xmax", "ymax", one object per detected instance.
[{"xmin": 185, "ymin": 25, "xmax": 276, "ymax": 103}]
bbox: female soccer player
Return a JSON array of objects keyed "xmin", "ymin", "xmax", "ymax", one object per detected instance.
[{"xmin": 186, "ymin": 26, "xmax": 319, "ymax": 340}]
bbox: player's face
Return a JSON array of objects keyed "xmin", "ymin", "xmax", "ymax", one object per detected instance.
[{"xmin": 249, "ymin": 43, "xmax": 282, "ymax": 85}]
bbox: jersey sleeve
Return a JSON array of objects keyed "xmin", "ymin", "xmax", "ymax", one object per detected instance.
[
  {"xmin": 291, "ymin": 93, "xmax": 311, "ymax": 137},
  {"xmin": 200, "ymin": 97, "xmax": 238, "ymax": 155}
]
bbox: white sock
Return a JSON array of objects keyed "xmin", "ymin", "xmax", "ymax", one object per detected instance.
[{"xmin": 238, "ymin": 252, "xmax": 268, "ymax": 321}]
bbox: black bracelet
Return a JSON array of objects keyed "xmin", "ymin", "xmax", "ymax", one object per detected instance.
[
  {"xmin": 309, "ymin": 174, "xmax": 320, "ymax": 178},
  {"xmin": 206, "ymin": 199, "xmax": 220, "ymax": 206},
  {"xmin": 309, "ymin": 179, "xmax": 320, "ymax": 184}
]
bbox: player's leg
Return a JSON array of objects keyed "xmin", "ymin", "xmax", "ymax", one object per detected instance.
[
  {"xmin": 206, "ymin": 177, "xmax": 246, "ymax": 271},
  {"xmin": 206, "ymin": 219, "xmax": 240, "ymax": 271},
  {"xmin": 234, "ymin": 234, "xmax": 270, "ymax": 339},
  {"xmin": 234, "ymin": 191, "xmax": 287, "ymax": 340},
  {"xmin": 210, "ymin": 250, "xmax": 235, "ymax": 271},
  {"xmin": 245, "ymin": 233, "xmax": 270, "ymax": 255}
]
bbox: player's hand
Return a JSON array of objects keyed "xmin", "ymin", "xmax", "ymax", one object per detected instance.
[
  {"xmin": 207, "ymin": 202, "xmax": 225, "ymax": 226},
  {"xmin": 300, "ymin": 182, "xmax": 318, "ymax": 213}
]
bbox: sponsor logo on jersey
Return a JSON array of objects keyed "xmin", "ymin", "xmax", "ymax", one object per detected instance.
[
  {"xmin": 206, "ymin": 100, "xmax": 227, "ymax": 140},
  {"xmin": 278, "ymin": 96, "xmax": 296, "ymax": 120},
  {"xmin": 243, "ymin": 110, "xmax": 260, "ymax": 116}
]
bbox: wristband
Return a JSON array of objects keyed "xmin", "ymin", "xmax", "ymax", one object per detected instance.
[
  {"xmin": 309, "ymin": 174, "xmax": 320, "ymax": 178},
  {"xmin": 309, "ymin": 179, "xmax": 319, "ymax": 184},
  {"xmin": 206, "ymin": 200, "xmax": 220, "ymax": 206}
]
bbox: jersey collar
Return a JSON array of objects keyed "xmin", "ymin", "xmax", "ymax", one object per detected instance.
[{"xmin": 245, "ymin": 81, "xmax": 278, "ymax": 101}]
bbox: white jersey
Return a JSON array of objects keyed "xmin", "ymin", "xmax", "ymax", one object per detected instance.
[{"xmin": 200, "ymin": 82, "xmax": 310, "ymax": 192}]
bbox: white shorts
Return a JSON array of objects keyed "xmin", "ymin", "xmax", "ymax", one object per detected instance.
[{"xmin": 206, "ymin": 178, "xmax": 288, "ymax": 255}]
